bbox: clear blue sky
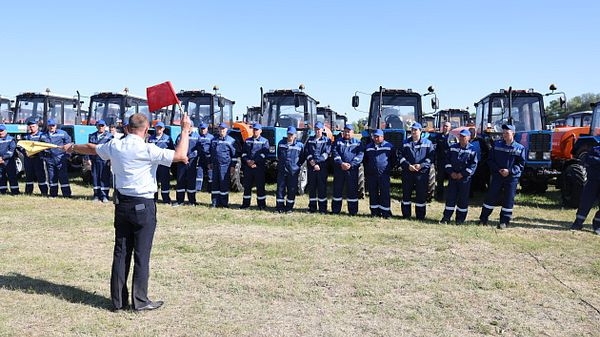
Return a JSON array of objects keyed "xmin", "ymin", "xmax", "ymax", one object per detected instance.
[{"xmin": 2, "ymin": 0, "xmax": 598, "ymax": 123}]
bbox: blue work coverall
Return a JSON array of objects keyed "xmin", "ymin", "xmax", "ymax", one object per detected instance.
[
  {"xmin": 364, "ymin": 140, "xmax": 396, "ymax": 218},
  {"xmin": 208, "ymin": 135, "xmax": 237, "ymax": 207},
  {"xmin": 0, "ymin": 134, "xmax": 20, "ymax": 194},
  {"xmin": 24, "ymin": 131, "xmax": 48, "ymax": 195},
  {"xmin": 86, "ymin": 130, "xmax": 114, "ymax": 201},
  {"xmin": 276, "ymin": 139, "xmax": 305, "ymax": 212},
  {"xmin": 175, "ymin": 131, "xmax": 200, "ymax": 205},
  {"xmin": 40, "ymin": 129, "xmax": 72, "ymax": 197},
  {"xmin": 332, "ymin": 137, "xmax": 364, "ymax": 215},
  {"xmin": 196, "ymin": 132, "xmax": 214, "ymax": 193},
  {"xmin": 399, "ymin": 137, "xmax": 435, "ymax": 220},
  {"xmin": 478, "ymin": 139, "xmax": 525, "ymax": 226},
  {"xmin": 241, "ymin": 135, "xmax": 269, "ymax": 209},
  {"xmin": 572, "ymin": 146, "xmax": 600, "ymax": 232},
  {"xmin": 305, "ymin": 134, "xmax": 331, "ymax": 213},
  {"xmin": 441, "ymin": 142, "xmax": 478, "ymax": 224},
  {"xmin": 148, "ymin": 133, "xmax": 174, "ymax": 203}
]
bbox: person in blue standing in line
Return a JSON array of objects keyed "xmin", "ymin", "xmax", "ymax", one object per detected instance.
[
  {"xmin": 305, "ymin": 121, "xmax": 331, "ymax": 214},
  {"xmin": 363, "ymin": 129, "xmax": 396, "ymax": 218},
  {"xmin": 570, "ymin": 145, "xmax": 600, "ymax": 235},
  {"xmin": 85, "ymin": 119, "xmax": 113, "ymax": 202},
  {"xmin": 148, "ymin": 122, "xmax": 174, "ymax": 204},
  {"xmin": 440, "ymin": 129, "xmax": 478, "ymax": 225},
  {"xmin": 398, "ymin": 122, "xmax": 435, "ymax": 220},
  {"xmin": 208, "ymin": 122, "xmax": 238, "ymax": 208},
  {"xmin": 40, "ymin": 119, "xmax": 72, "ymax": 198},
  {"xmin": 23, "ymin": 119, "xmax": 48, "ymax": 196},
  {"xmin": 174, "ymin": 121, "xmax": 200, "ymax": 206},
  {"xmin": 276, "ymin": 126, "xmax": 305, "ymax": 213},
  {"xmin": 196, "ymin": 122, "xmax": 213, "ymax": 194},
  {"xmin": 240, "ymin": 122, "xmax": 269, "ymax": 210},
  {"xmin": 478, "ymin": 124, "xmax": 525, "ymax": 229},
  {"xmin": 331, "ymin": 124, "xmax": 364, "ymax": 216},
  {"xmin": 0, "ymin": 124, "xmax": 20, "ymax": 195}
]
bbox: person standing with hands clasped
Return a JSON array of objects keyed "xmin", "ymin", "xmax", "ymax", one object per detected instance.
[
  {"xmin": 398, "ymin": 122, "xmax": 434, "ymax": 220},
  {"xmin": 148, "ymin": 122, "xmax": 174, "ymax": 204},
  {"xmin": 305, "ymin": 121, "xmax": 331, "ymax": 213},
  {"xmin": 65, "ymin": 113, "xmax": 192, "ymax": 312},
  {"xmin": 478, "ymin": 124, "xmax": 525, "ymax": 229},
  {"xmin": 0, "ymin": 124, "xmax": 20, "ymax": 195},
  {"xmin": 85, "ymin": 120, "xmax": 113, "ymax": 202},
  {"xmin": 240, "ymin": 123, "xmax": 269, "ymax": 210},
  {"xmin": 208, "ymin": 122, "xmax": 238, "ymax": 208},
  {"xmin": 440, "ymin": 129, "xmax": 478, "ymax": 225},
  {"xmin": 364, "ymin": 129, "xmax": 396, "ymax": 218},
  {"xmin": 331, "ymin": 124, "xmax": 364, "ymax": 216},
  {"xmin": 276, "ymin": 126, "xmax": 305, "ymax": 213}
]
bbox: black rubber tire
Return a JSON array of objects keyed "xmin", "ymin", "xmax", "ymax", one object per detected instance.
[
  {"xmin": 427, "ymin": 165, "xmax": 437, "ymax": 202},
  {"xmin": 230, "ymin": 160, "xmax": 243, "ymax": 192},
  {"xmin": 297, "ymin": 162, "xmax": 308, "ymax": 195},
  {"xmin": 357, "ymin": 164, "xmax": 365, "ymax": 199},
  {"xmin": 561, "ymin": 163, "xmax": 586, "ymax": 208}
]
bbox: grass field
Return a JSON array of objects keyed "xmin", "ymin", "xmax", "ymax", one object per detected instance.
[{"xmin": 0, "ymin": 178, "xmax": 599, "ymax": 337}]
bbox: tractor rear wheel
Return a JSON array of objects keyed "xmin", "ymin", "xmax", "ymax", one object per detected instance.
[
  {"xmin": 427, "ymin": 166, "xmax": 437, "ymax": 202},
  {"xmin": 561, "ymin": 164, "xmax": 586, "ymax": 208},
  {"xmin": 230, "ymin": 160, "xmax": 243, "ymax": 192},
  {"xmin": 297, "ymin": 162, "xmax": 308, "ymax": 195},
  {"xmin": 357, "ymin": 164, "xmax": 365, "ymax": 199}
]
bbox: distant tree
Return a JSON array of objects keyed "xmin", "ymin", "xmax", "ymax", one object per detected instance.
[
  {"xmin": 353, "ymin": 118, "xmax": 367, "ymax": 133},
  {"xmin": 546, "ymin": 93, "xmax": 600, "ymax": 121}
]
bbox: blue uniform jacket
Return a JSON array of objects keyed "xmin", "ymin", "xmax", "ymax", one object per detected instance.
[
  {"xmin": 584, "ymin": 145, "xmax": 600, "ymax": 181},
  {"xmin": 0, "ymin": 135, "xmax": 17, "ymax": 161},
  {"xmin": 242, "ymin": 136, "xmax": 269, "ymax": 167},
  {"xmin": 208, "ymin": 135, "xmax": 237, "ymax": 167},
  {"xmin": 305, "ymin": 135, "xmax": 331, "ymax": 165},
  {"xmin": 40, "ymin": 129, "xmax": 72, "ymax": 159},
  {"xmin": 364, "ymin": 140, "xmax": 396, "ymax": 176},
  {"xmin": 332, "ymin": 137, "xmax": 364, "ymax": 169},
  {"xmin": 488, "ymin": 139, "xmax": 526, "ymax": 178},
  {"xmin": 198, "ymin": 133, "xmax": 214, "ymax": 165},
  {"xmin": 277, "ymin": 139, "xmax": 305, "ymax": 175},
  {"xmin": 399, "ymin": 137, "xmax": 434, "ymax": 174},
  {"xmin": 444, "ymin": 142, "xmax": 478, "ymax": 179},
  {"xmin": 85, "ymin": 130, "xmax": 113, "ymax": 161},
  {"xmin": 176, "ymin": 131, "xmax": 200, "ymax": 161},
  {"xmin": 148, "ymin": 133, "xmax": 175, "ymax": 150}
]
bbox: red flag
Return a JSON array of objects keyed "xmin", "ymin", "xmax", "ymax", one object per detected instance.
[{"xmin": 146, "ymin": 81, "xmax": 180, "ymax": 112}]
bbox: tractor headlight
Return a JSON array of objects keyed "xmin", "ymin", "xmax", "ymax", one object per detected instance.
[
  {"xmin": 528, "ymin": 152, "xmax": 537, "ymax": 160},
  {"xmin": 543, "ymin": 152, "xmax": 551, "ymax": 161}
]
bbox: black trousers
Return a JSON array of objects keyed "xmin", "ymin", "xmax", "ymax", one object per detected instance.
[{"xmin": 111, "ymin": 193, "xmax": 157, "ymax": 310}]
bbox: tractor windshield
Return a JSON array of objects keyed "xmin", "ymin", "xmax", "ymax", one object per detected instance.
[
  {"xmin": 90, "ymin": 100, "xmax": 123, "ymax": 126},
  {"xmin": 181, "ymin": 96, "xmax": 212, "ymax": 127},
  {"xmin": 369, "ymin": 95, "xmax": 419, "ymax": 130},
  {"xmin": 489, "ymin": 95, "xmax": 543, "ymax": 132},
  {"xmin": 15, "ymin": 98, "xmax": 45, "ymax": 124},
  {"xmin": 262, "ymin": 95, "xmax": 303, "ymax": 128},
  {"xmin": 0, "ymin": 100, "xmax": 10, "ymax": 123}
]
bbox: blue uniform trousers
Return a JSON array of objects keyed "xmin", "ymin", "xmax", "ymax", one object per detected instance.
[
  {"xmin": 573, "ymin": 178, "xmax": 600, "ymax": 230},
  {"xmin": 45, "ymin": 156, "xmax": 71, "ymax": 197},
  {"xmin": 276, "ymin": 170, "xmax": 299, "ymax": 212},
  {"xmin": 307, "ymin": 167, "xmax": 328, "ymax": 213},
  {"xmin": 211, "ymin": 164, "xmax": 231, "ymax": 207},
  {"xmin": 443, "ymin": 178, "xmax": 472, "ymax": 224},
  {"xmin": 24, "ymin": 156, "xmax": 48, "ymax": 195},
  {"xmin": 332, "ymin": 168, "xmax": 359, "ymax": 215},
  {"xmin": 401, "ymin": 172, "xmax": 428, "ymax": 220},
  {"xmin": 479, "ymin": 175, "xmax": 518, "ymax": 225},
  {"xmin": 0, "ymin": 160, "xmax": 20, "ymax": 194},
  {"xmin": 92, "ymin": 158, "xmax": 111, "ymax": 200},
  {"xmin": 110, "ymin": 193, "xmax": 156, "ymax": 310},
  {"xmin": 155, "ymin": 165, "xmax": 171, "ymax": 203},
  {"xmin": 242, "ymin": 165, "xmax": 267, "ymax": 208},
  {"xmin": 195, "ymin": 163, "xmax": 212, "ymax": 193},
  {"xmin": 175, "ymin": 158, "xmax": 198, "ymax": 205},
  {"xmin": 368, "ymin": 173, "xmax": 391, "ymax": 218}
]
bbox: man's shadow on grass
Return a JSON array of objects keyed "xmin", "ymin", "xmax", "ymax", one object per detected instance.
[{"xmin": 0, "ymin": 272, "xmax": 112, "ymax": 311}]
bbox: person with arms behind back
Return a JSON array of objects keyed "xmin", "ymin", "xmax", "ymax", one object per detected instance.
[{"xmin": 65, "ymin": 113, "xmax": 192, "ymax": 312}]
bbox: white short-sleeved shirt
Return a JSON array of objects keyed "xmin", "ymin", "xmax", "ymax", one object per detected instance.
[{"xmin": 96, "ymin": 134, "xmax": 174, "ymax": 199}]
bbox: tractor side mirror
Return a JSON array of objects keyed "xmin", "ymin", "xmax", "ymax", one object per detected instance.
[
  {"xmin": 218, "ymin": 97, "xmax": 224, "ymax": 108},
  {"xmin": 431, "ymin": 97, "xmax": 439, "ymax": 110},
  {"xmin": 294, "ymin": 95, "xmax": 300, "ymax": 108},
  {"xmin": 352, "ymin": 95, "xmax": 359, "ymax": 108},
  {"xmin": 559, "ymin": 96, "xmax": 566, "ymax": 109}
]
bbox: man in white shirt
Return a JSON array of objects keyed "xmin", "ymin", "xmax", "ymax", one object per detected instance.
[{"xmin": 65, "ymin": 113, "xmax": 191, "ymax": 312}]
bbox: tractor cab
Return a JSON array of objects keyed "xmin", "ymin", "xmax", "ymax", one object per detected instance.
[
  {"xmin": 565, "ymin": 111, "xmax": 593, "ymax": 127},
  {"xmin": 0, "ymin": 96, "xmax": 12, "ymax": 124},
  {"xmin": 316, "ymin": 106, "xmax": 346, "ymax": 140},
  {"xmin": 87, "ymin": 91, "xmax": 149, "ymax": 134}
]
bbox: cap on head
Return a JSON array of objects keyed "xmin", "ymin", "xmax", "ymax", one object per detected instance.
[
  {"xmin": 501, "ymin": 124, "xmax": 515, "ymax": 132},
  {"xmin": 199, "ymin": 122, "xmax": 208, "ymax": 129},
  {"xmin": 218, "ymin": 122, "xmax": 227, "ymax": 129},
  {"xmin": 122, "ymin": 120, "xmax": 129, "ymax": 126},
  {"xmin": 252, "ymin": 123, "xmax": 262, "ymax": 130},
  {"xmin": 0, "ymin": 124, "xmax": 6, "ymax": 131},
  {"xmin": 459, "ymin": 129, "xmax": 471, "ymax": 137},
  {"xmin": 314, "ymin": 121, "xmax": 324, "ymax": 129},
  {"xmin": 155, "ymin": 121, "xmax": 165, "ymax": 128},
  {"xmin": 47, "ymin": 119, "xmax": 57, "ymax": 126},
  {"xmin": 287, "ymin": 126, "xmax": 297, "ymax": 134},
  {"xmin": 344, "ymin": 123, "xmax": 354, "ymax": 131},
  {"xmin": 373, "ymin": 129, "xmax": 384, "ymax": 137},
  {"xmin": 26, "ymin": 119, "xmax": 38, "ymax": 126},
  {"xmin": 96, "ymin": 119, "xmax": 106, "ymax": 126},
  {"xmin": 411, "ymin": 122, "xmax": 422, "ymax": 130}
]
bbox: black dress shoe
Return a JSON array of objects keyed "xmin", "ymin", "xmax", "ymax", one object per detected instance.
[{"xmin": 135, "ymin": 300, "xmax": 164, "ymax": 311}]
